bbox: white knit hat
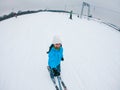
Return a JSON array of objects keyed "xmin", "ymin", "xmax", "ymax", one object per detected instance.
[{"xmin": 52, "ymin": 36, "xmax": 62, "ymax": 44}]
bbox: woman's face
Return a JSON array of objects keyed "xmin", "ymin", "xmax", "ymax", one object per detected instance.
[{"xmin": 54, "ymin": 43, "xmax": 61, "ymax": 49}]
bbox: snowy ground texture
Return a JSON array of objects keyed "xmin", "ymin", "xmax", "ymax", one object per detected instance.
[{"xmin": 0, "ymin": 12, "xmax": 120, "ymax": 90}]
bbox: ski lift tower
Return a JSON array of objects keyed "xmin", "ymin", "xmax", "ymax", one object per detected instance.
[{"xmin": 80, "ymin": 2, "xmax": 91, "ymax": 20}]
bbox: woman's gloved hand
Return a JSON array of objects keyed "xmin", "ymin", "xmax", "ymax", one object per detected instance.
[
  {"xmin": 52, "ymin": 68, "xmax": 60, "ymax": 76},
  {"xmin": 61, "ymin": 57, "xmax": 64, "ymax": 61}
]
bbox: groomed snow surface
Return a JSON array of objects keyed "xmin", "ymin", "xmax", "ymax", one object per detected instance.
[{"xmin": 0, "ymin": 12, "xmax": 120, "ymax": 90}]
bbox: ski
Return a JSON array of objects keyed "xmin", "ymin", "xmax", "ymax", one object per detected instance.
[
  {"xmin": 58, "ymin": 76, "xmax": 67, "ymax": 90},
  {"xmin": 57, "ymin": 76, "xmax": 62, "ymax": 90},
  {"xmin": 52, "ymin": 78, "xmax": 59, "ymax": 90},
  {"xmin": 47, "ymin": 66, "xmax": 67, "ymax": 90},
  {"xmin": 47, "ymin": 66, "xmax": 59, "ymax": 90}
]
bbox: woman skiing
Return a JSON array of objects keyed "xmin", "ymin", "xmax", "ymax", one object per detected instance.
[{"xmin": 47, "ymin": 36, "xmax": 64, "ymax": 78}]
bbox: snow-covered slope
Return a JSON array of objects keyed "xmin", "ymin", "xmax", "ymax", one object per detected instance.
[{"xmin": 0, "ymin": 12, "xmax": 120, "ymax": 90}]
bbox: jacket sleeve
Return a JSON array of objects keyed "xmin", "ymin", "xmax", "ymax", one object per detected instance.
[
  {"xmin": 61, "ymin": 47, "xmax": 64, "ymax": 60},
  {"xmin": 48, "ymin": 51, "xmax": 56, "ymax": 68}
]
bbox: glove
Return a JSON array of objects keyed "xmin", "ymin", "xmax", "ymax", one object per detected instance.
[
  {"xmin": 61, "ymin": 57, "xmax": 64, "ymax": 61},
  {"xmin": 52, "ymin": 68, "xmax": 60, "ymax": 76}
]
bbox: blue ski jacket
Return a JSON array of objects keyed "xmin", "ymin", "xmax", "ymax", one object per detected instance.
[{"xmin": 48, "ymin": 46, "xmax": 63, "ymax": 69}]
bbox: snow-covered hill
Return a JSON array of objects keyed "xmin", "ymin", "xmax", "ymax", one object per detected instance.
[{"xmin": 0, "ymin": 12, "xmax": 120, "ymax": 90}]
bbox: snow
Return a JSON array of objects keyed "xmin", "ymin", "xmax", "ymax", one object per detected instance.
[{"xmin": 0, "ymin": 12, "xmax": 120, "ymax": 90}]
